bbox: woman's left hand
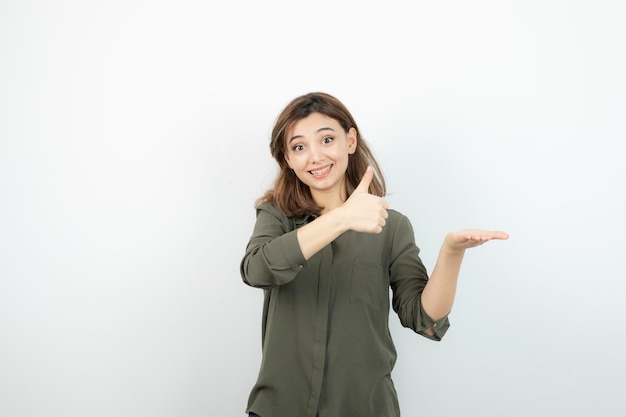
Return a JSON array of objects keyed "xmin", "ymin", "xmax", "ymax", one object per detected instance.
[{"xmin": 444, "ymin": 229, "xmax": 509, "ymax": 252}]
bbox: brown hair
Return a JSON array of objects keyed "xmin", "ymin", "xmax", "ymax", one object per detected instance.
[{"xmin": 256, "ymin": 92, "xmax": 386, "ymax": 217}]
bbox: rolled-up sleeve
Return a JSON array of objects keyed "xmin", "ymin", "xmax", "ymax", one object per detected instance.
[
  {"xmin": 389, "ymin": 214, "xmax": 450, "ymax": 341},
  {"xmin": 240, "ymin": 204, "xmax": 308, "ymax": 288}
]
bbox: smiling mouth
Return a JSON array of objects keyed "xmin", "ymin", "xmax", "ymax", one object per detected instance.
[{"xmin": 309, "ymin": 164, "xmax": 333, "ymax": 176}]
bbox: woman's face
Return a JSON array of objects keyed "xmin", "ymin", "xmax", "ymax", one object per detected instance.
[{"xmin": 284, "ymin": 112, "xmax": 357, "ymax": 202}]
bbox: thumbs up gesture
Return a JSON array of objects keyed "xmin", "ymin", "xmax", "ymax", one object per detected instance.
[{"xmin": 341, "ymin": 166, "xmax": 389, "ymax": 234}]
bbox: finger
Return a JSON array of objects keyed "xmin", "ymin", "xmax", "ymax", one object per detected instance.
[
  {"xmin": 475, "ymin": 231, "xmax": 508, "ymax": 241},
  {"xmin": 460, "ymin": 230, "xmax": 509, "ymax": 241},
  {"xmin": 354, "ymin": 165, "xmax": 374, "ymax": 194},
  {"xmin": 462, "ymin": 233, "xmax": 485, "ymax": 243},
  {"xmin": 492, "ymin": 231, "xmax": 509, "ymax": 240}
]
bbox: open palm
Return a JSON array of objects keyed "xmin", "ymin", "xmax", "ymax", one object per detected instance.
[{"xmin": 446, "ymin": 229, "xmax": 509, "ymax": 250}]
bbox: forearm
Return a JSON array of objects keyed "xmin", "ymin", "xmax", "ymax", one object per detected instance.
[
  {"xmin": 297, "ymin": 209, "xmax": 348, "ymax": 260},
  {"xmin": 421, "ymin": 242, "xmax": 465, "ymax": 322},
  {"xmin": 421, "ymin": 228, "xmax": 508, "ymax": 324},
  {"xmin": 241, "ymin": 229, "xmax": 308, "ymax": 288}
]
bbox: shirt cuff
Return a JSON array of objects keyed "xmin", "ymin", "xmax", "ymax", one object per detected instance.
[
  {"xmin": 279, "ymin": 229, "xmax": 307, "ymax": 272},
  {"xmin": 417, "ymin": 305, "xmax": 451, "ymax": 341}
]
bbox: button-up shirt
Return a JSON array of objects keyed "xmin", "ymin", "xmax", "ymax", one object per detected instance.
[{"xmin": 241, "ymin": 203, "xmax": 449, "ymax": 417}]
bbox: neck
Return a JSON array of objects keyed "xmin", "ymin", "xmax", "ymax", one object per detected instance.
[{"xmin": 312, "ymin": 184, "xmax": 347, "ymax": 215}]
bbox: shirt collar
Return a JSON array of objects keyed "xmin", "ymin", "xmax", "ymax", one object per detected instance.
[{"xmin": 294, "ymin": 213, "xmax": 318, "ymax": 228}]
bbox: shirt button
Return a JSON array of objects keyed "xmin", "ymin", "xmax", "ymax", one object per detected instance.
[
  {"xmin": 433, "ymin": 323, "xmax": 437, "ymax": 328},
  {"xmin": 298, "ymin": 265, "xmax": 304, "ymax": 269}
]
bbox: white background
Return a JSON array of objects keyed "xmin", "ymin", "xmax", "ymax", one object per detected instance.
[{"xmin": 1, "ymin": 1, "xmax": 625, "ymax": 416}]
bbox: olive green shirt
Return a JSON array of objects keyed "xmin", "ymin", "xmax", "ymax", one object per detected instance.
[{"xmin": 241, "ymin": 203, "xmax": 450, "ymax": 417}]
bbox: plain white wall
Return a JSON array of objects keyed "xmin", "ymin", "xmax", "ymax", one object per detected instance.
[{"xmin": 1, "ymin": 0, "xmax": 624, "ymax": 416}]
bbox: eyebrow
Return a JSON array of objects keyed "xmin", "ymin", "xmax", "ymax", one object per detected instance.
[{"xmin": 288, "ymin": 127, "xmax": 336, "ymax": 143}]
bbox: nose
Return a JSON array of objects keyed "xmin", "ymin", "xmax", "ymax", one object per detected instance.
[{"xmin": 309, "ymin": 143, "xmax": 323, "ymax": 164}]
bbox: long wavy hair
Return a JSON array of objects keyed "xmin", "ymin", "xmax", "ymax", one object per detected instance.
[{"xmin": 256, "ymin": 92, "xmax": 386, "ymax": 217}]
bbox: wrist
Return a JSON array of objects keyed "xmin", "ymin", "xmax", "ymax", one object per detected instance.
[
  {"xmin": 442, "ymin": 233, "xmax": 466, "ymax": 256},
  {"xmin": 326, "ymin": 206, "xmax": 351, "ymax": 234}
]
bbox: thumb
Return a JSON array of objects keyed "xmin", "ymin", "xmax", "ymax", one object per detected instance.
[{"xmin": 354, "ymin": 166, "xmax": 374, "ymax": 194}]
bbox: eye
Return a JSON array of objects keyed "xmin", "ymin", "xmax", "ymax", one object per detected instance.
[
  {"xmin": 322, "ymin": 136, "xmax": 334, "ymax": 144},
  {"xmin": 292, "ymin": 144, "xmax": 304, "ymax": 152}
]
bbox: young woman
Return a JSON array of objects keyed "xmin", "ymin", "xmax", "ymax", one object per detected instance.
[{"xmin": 240, "ymin": 92, "xmax": 508, "ymax": 417}]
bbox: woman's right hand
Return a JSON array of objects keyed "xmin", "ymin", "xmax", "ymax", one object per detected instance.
[{"xmin": 339, "ymin": 166, "xmax": 389, "ymax": 234}]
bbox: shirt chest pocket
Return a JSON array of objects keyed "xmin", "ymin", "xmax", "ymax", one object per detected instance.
[{"xmin": 349, "ymin": 261, "xmax": 388, "ymax": 312}]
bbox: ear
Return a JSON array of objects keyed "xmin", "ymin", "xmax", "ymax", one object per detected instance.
[
  {"xmin": 347, "ymin": 127, "xmax": 357, "ymax": 154},
  {"xmin": 284, "ymin": 153, "xmax": 293, "ymax": 168}
]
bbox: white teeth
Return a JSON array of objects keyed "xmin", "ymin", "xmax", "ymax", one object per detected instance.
[{"xmin": 310, "ymin": 165, "xmax": 331, "ymax": 176}]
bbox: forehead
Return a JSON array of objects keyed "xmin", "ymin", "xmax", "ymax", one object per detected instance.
[{"xmin": 287, "ymin": 112, "xmax": 342, "ymax": 138}]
